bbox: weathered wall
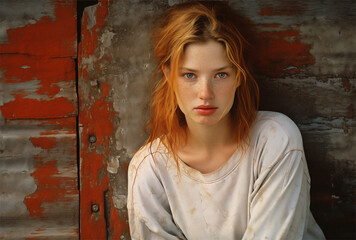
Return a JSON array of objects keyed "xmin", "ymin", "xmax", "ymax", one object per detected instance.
[
  {"xmin": 80, "ymin": 0, "xmax": 354, "ymax": 239},
  {"xmin": 0, "ymin": 0, "xmax": 78, "ymax": 239}
]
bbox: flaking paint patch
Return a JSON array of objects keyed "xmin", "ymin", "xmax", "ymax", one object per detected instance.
[
  {"xmin": 24, "ymin": 159, "xmax": 77, "ymax": 217},
  {"xmin": 251, "ymin": 30, "xmax": 315, "ymax": 77},
  {"xmin": 30, "ymin": 137, "xmax": 57, "ymax": 150},
  {"xmin": 0, "ymin": 96, "xmax": 76, "ymax": 119},
  {"xmin": 0, "ymin": 1, "xmax": 76, "ymax": 57},
  {"xmin": 108, "ymin": 192, "xmax": 130, "ymax": 239},
  {"xmin": 85, "ymin": 5, "xmax": 98, "ymax": 30},
  {"xmin": 0, "ymin": 54, "xmax": 77, "ymax": 118},
  {"xmin": 107, "ymin": 156, "xmax": 120, "ymax": 174},
  {"xmin": 0, "ymin": 119, "xmax": 76, "ymax": 221},
  {"xmin": 112, "ymin": 194, "xmax": 127, "ymax": 209},
  {"xmin": 1, "ymin": 79, "xmax": 41, "ymax": 103},
  {"xmin": 0, "ymin": 0, "xmax": 54, "ymax": 42},
  {"xmin": 1, "ymin": 55, "xmax": 75, "ymax": 84},
  {"xmin": 99, "ymin": 29, "xmax": 115, "ymax": 59}
]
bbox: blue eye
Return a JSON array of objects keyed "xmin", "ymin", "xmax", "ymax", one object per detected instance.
[
  {"xmin": 184, "ymin": 73, "xmax": 196, "ymax": 79},
  {"xmin": 216, "ymin": 72, "xmax": 228, "ymax": 79}
]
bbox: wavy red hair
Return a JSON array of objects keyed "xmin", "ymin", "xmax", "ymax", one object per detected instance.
[{"xmin": 145, "ymin": 1, "xmax": 259, "ymax": 166}]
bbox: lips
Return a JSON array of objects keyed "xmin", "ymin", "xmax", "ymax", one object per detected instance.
[{"xmin": 194, "ymin": 105, "xmax": 217, "ymax": 115}]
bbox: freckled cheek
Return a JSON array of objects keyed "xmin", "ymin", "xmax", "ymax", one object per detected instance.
[
  {"xmin": 218, "ymin": 86, "xmax": 236, "ymax": 98},
  {"xmin": 218, "ymin": 86, "xmax": 236, "ymax": 108},
  {"xmin": 175, "ymin": 86, "xmax": 192, "ymax": 114}
]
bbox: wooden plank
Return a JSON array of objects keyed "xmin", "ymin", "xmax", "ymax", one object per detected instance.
[
  {"xmin": 78, "ymin": 0, "xmax": 118, "ymax": 239},
  {"xmin": 0, "ymin": 55, "xmax": 77, "ymax": 119},
  {"xmin": 0, "ymin": 117, "xmax": 79, "ymax": 239},
  {"xmin": 0, "ymin": 0, "xmax": 77, "ymax": 57}
]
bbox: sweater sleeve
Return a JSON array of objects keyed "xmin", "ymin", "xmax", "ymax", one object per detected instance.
[
  {"xmin": 127, "ymin": 152, "xmax": 186, "ymax": 240},
  {"xmin": 243, "ymin": 150, "xmax": 314, "ymax": 240},
  {"xmin": 242, "ymin": 114, "xmax": 325, "ymax": 240}
]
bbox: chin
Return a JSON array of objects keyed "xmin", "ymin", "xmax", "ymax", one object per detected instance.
[{"xmin": 194, "ymin": 116, "xmax": 220, "ymax": 126}]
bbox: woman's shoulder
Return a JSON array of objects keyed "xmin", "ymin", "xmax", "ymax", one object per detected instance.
[
  {"xmin": 248, "ymin": 111, "xmax": 306, "ymax": 175},
  {"xmin": 128, "ymin": 138, "xmax": 169, "ymax": 179},
  {"xmin": 251, "ymin": 111, "xmax": 303, "ymax": 151}
]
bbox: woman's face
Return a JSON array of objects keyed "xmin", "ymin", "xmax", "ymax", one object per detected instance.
[{"xmin": 174, "ymin": 40, "xmax": 237, "ymax": 127}]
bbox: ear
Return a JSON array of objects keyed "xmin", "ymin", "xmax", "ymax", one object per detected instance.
[{"xmin": 162, "ymin": 65, "xmax": 170, "ymax": 79}]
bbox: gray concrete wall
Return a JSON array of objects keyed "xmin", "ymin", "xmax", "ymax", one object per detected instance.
[{"xmin": 86, "ymin": 0, "xmax": 355, "ymax": 238}]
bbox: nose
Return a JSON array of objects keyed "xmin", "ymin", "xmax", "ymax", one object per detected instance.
[{"xmin": 198, "ymin": 78, "xmax": 214, "ymax": 100}]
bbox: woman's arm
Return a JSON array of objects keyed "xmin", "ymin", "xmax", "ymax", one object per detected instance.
[
  {"xmin": 127, "ymin": 153, "xmax": 186, "ymax": 240},
  {"xmin": 243, "ymin": 150, "xmax": 315, "ymax": 239},
  {"xmin": 243, "ymin": 113, "xmax": 325, "ymax": 240}
]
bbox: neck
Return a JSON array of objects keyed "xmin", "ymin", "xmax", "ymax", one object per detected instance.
[{"xmin": 184, "ymin": 115, "xmax": 235, "ymax": 151}]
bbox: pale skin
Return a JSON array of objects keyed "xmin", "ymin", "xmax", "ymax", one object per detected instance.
[{"xmin": 164, "ymin": 40, "xmax": 240, "ymax": 174}]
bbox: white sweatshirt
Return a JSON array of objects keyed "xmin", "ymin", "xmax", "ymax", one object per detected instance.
[{"xmin": 127, "ymin": 111, "xmax": 325, "ymax": 240}]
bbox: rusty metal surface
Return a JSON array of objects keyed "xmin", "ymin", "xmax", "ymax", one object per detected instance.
[
  {"xmin": 83, "ymin": 0, "xmax": 354, "ymax": 239},
  {"xmin": 0, "ymin": 0, "xmax": 78, "ymax": 239},
  {"xmin": 0, "ymin": 118, "xmax": 79, "ymax": 239}
]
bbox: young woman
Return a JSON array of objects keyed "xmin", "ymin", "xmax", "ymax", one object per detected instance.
[{"xmin": 127, "ymin": 1, "xmax": 325, "ymax": 239}]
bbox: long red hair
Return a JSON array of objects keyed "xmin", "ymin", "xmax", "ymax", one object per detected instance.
[{"xmin": 145, "ymin": 1, "xmax": 259, "ymax": 166}]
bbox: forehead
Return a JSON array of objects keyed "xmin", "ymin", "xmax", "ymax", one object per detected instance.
[{"xmin": 180, "ymin": 40, "xmax": 231, "ymax": 70}]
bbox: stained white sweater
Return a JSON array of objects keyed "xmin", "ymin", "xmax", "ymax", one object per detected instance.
[{"xmin": 127, "ymin": 111, "xmax": 325, "ymax": 240}]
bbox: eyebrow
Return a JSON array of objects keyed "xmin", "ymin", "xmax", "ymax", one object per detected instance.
[{"xmin": 179, "ymin": 66, "xmax": 233, "ymax": 72}]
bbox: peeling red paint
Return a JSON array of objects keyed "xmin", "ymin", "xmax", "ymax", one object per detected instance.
[
  {"xmin": 24, "ymin": 160, "xmax": 78, "ymax": 217},
  {"xmin": 251, "ymin": 30, "xmax": 315, "ymax": 77},
  {"xmin": 0, "ymin": 55, "xmax": 75, "ymax": 84},
  {"xmin": 40, "ymin": 131, "xmax": 60, "ymax": 135},
  {"xmin": 0, "ymin": 95, "xmax": 76, "ymax": 119},
  {"xmin": 45, "ymin": 117, "xmax": 76, "ymax": 129},
  {"xmin": 108, "ymin": 192, "xmax": 130, "ymax": 238},
  {"xmin": 89, "ymin": 84, "xmax": 114, "ymax": 142},
  {"xmin": 30, "ymin": 137, "xmax": 57, "ymax": 150},
  {"xmin": 39, "ymin": 130, "xmax": 76, "ymax": 135},
  {"xmin": 80, "ymin": 152, "xmax": 108, "ymax": 238},
  {"xmin": 79, "ymin": 82, "xmax": 114, "ymax": 238},
  {"xmin": 0, "ymin": 55, "xmax": 76, "ymax": 119},
  {"xmin": 0, "ymin": 0, "xmax": 76, "ymax": 57},
  {"xmin": 79, "ymin": 1, "xmax": 114, "ymax": 238},
  {"xmin": 80, "ymin": 0, "xmax": 111, "ymax": 59},
  {"xmin": 0, "ymin": 0, "xmax": 79, "ymax": 238}
]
